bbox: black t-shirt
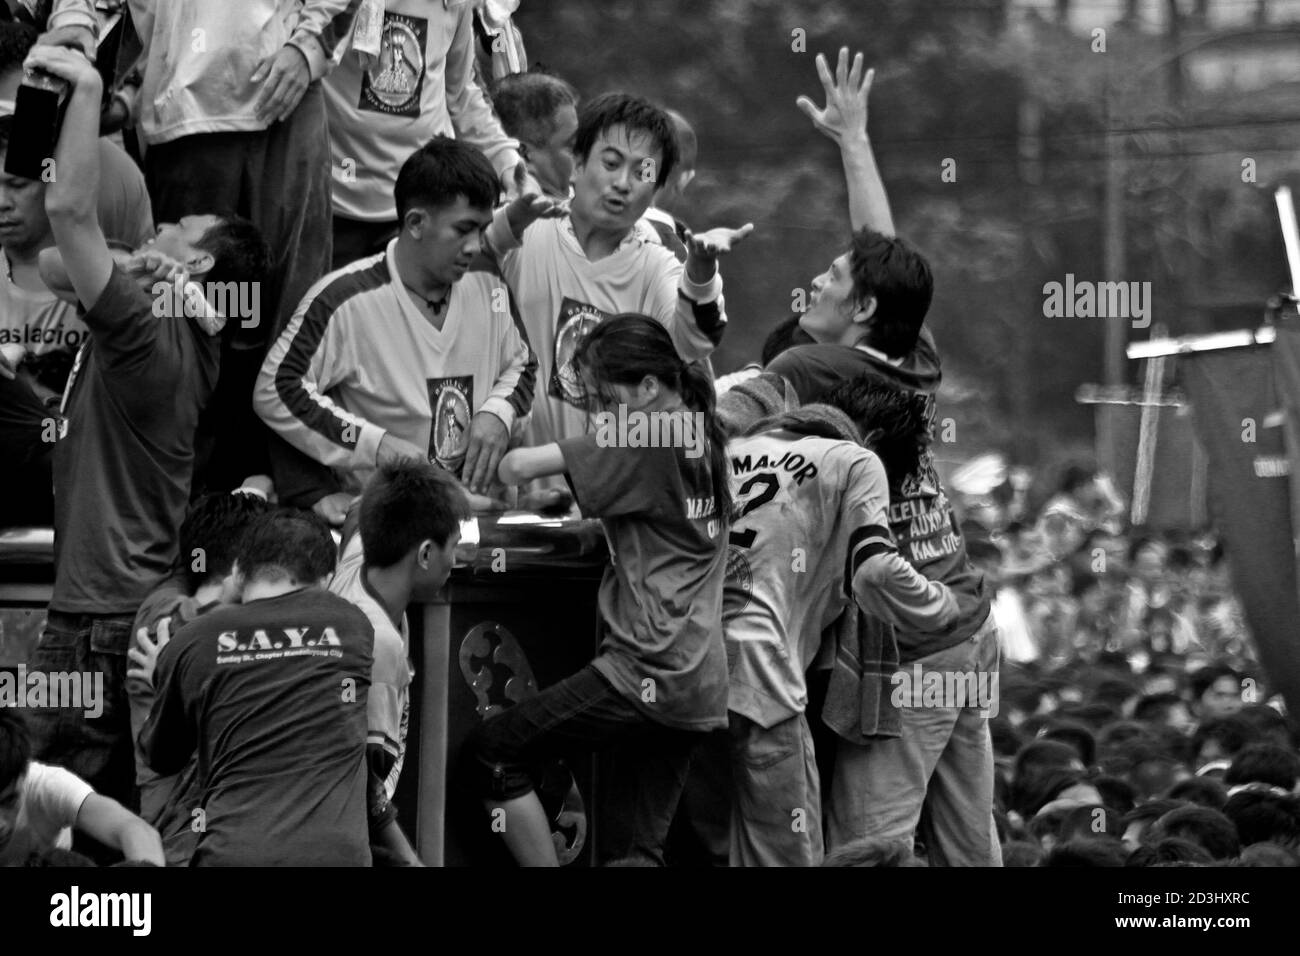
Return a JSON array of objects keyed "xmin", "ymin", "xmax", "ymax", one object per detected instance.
[
  {"xmin": 52, "ymin": 266, "xmax": 220, "ymax": 613},
  {"xmin": 143, "ymin": 587, "xmax": 375, "ymax": 866},
  {"xmin": 765, "ymin": 327, "xmax": 943, "ymax": 402}
]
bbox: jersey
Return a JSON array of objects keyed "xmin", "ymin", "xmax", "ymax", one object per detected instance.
[
  {"xmin": 723, "ymin": 429, "xmax": 959, "ymax": 729},
  {"xmin": 329, "ymin": 533, "xmax": 412, "ymax": 834},
  {"xmin": 483, "ymin": 211, "xmax": 727, "ymax": 472},
  {"xmin": 255, "ymin": 239, "xmax": 536, "ymax": 491}
]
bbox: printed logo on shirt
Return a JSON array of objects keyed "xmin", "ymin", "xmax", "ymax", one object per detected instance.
[
  {"xmin": 429, "ymin": 375, "xmax": 473, "ymax": 475},
  {"xmin": 358, "ymin": 13, "xmax": 427, "ymax": 117},
  {"xmin": 214, "ymin": 625, "xmax": 344, "ymax": 664},
  {"xmin": 724, "ymin": 545, "xmax": 754, "ymax": 607},
  {"xmin": 551, "ymin": 297, "xmax": 614, "ymax": 404},
  {"xmin": 0, "ymin": 323, "xmax": 87, "ymax": 351},
  {"xmin": 889, "ymin": 456, "xmax": 963, "ymax": 564}
]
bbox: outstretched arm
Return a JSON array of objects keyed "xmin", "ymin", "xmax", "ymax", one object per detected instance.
[{"xmin": 797, "ymin": 47, "xmax": 895, "ymax": 238}]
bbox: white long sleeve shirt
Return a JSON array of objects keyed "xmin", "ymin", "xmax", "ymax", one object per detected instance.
[
  {"xmin": 483, "ymin": 211, "xmax": 727, "ymax": 456},
  {"xmin": 254, "ymin": 238, "xmax": 536, "ymax": 491},
  {"xmin": 53, "ymin": 0, "xmax": 359, "ymax": 144},
  {"xmin": 323, "ymin": 0, "xmax": 522, "ymax": 221}
]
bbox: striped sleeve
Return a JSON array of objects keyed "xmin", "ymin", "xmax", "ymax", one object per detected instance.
[
  {"xmin": 469, "ymin": 260, "xmax": 536, "ymax": 432},
  {"xmin": 648, "ymin": 244, "xmax": 727, "ymax": 360},
  {"xmin": 253, "ymin": 259, "xmax": 389, "ymax": 472}
]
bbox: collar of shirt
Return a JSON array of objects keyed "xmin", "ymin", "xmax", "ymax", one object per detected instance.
[
  {"xmin": 855, "ymin": 342, "xmax": 905, "ymax": 367},
  {"xmin": 562, "ymin": 215, "xmax": 653, "ymax": 253}
]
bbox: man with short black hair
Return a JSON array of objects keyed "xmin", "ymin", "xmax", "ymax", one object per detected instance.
[
  {"xmin": 482, "ymin": 91, "xmax": 751, "ymax": 490},
  {"xmin": 142, "ymin": 509, "xmax": 375, "ymax": 866},
  {"xmin": 16, "ymin": 45, "xmax": 271, "ymax": 807},
  {"xmin": 1190, "ymin": 664, "xmax": 1245, "ymax": 721},
  {"xmin": 331, "ymin": 459, "xmax": 470, "ymax": 865},
  {"xmin": 125, "ymin": 491, "xmax": 271, "ymax": 835},
  {"xmin": 256, "ymin": 135, "xmax": 537, "ymax": 519}
]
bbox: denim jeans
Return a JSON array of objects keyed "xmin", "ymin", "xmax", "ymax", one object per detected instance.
[
  {"xmin": 465, "ymin": 664, "xmax": 702, "ymax": 866},
  {"xmin": 24, "ymin": 611, "xmax": 136, "ymax": 807},
  {"xmin": 827, "ymin": 613, "xmax": 1002, "ymax": 866}
]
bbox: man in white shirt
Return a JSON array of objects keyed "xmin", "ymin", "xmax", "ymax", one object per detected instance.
[
  {"xmin": 256, "ymin": 136, "xmax": 539, "ymax": 521},
  {"xmin": 482, "ymin": 92, "xmax": 752, "ymax": 492},
  {"xmin": 329, "ymin": 458, "xmax": 468, "ymax": 865},
  {"xmin": 0, "ymin": 709, "xmax": 163, "ymax": 866},
  {"xmin": 323, "ymin": 0, "xmax": 539, "ymax": 269}
]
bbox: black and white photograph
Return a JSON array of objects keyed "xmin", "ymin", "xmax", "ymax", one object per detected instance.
[{"xmin": 0, "ymin": 0, "xmax": 1296, "ymax": 938}]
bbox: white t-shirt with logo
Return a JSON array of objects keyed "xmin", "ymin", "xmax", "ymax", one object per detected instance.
[{"xmin": 0, "ymin": 257, "xmax": 89, "ymax": 359}]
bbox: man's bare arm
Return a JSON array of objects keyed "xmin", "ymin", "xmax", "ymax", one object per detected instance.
[
  {"xmin": 797, "ymin": 48, "xmax": 895, "ymax": 238},
  {"xmin": 25, "ymin": 44, "xmax": 113, "ymax": 308}
]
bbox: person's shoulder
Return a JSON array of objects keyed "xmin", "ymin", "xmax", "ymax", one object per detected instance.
[
  {"xmin": 300, "ymin": 253, "xmax": 392, "ymax": 318},
  {"xmin": 769, "ymin": 342, "xmax": 861, "ymax": 372},
  {"xmin": 24, "ymin": 761, "xmax": 94, "ymax": 807},
  {"xmin": 519, "ymin": 215, "xmax": 566, "ymax": 250},
  {"xmin": 88, "ymin": 264, "xmax": 154, "ymax": 322},
  {"xmin": 308, "ymin": 587, "xmax": 378, "ymax": 632},
  {"xmin": 832, "ymin": 440, "xmax": 888, "ymax": 486},
  {"xmin": 96, "ymin": 137, "xmax": 145, "ymax": 187},
  {"xmin": 132, "ymin": 579, "xmax": 191, "ymax": 634}
]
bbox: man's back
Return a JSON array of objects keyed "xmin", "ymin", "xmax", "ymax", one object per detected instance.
[
  {"xmin": 723, "ymin": 430, "xmax": 887, "ymax": 728},
  {"xmin": 145, "ymin": 587, "xmax": 375, "ymax": 866}
]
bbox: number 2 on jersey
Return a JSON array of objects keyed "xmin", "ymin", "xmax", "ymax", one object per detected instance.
[{"xmin": 729, "ymin": 472, "xmax": 779, "ymax": 549}]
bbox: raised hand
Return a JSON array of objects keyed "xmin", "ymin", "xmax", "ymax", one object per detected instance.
[
  {"xmin": 123, "ymin": 251, "xmax": 188, "ymax": 286},
  {"xmin": 796, "ymin": 47, "xmax": 874, "ymax": 145},
  {"xmin": 683, "ymin": 223, "xmax": 755, "ymax": 283}
]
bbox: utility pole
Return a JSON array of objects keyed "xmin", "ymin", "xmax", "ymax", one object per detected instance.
[{"xmin": 1103, "ymin": 71, "xmax": 1127, "ymax": 389}]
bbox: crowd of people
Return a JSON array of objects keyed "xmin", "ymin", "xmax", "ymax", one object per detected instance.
[{"xmin": 0, "ymin": 1, "xmax": 1295, "ymax": 868}]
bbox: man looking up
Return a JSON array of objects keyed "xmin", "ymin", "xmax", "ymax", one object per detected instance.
[{"xmin": 17, "ymin": 43, "xmax": 271, "ymax": 806}]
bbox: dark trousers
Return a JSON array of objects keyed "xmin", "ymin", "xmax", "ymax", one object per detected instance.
[
  {"xmin": 465, "ymin": 664, "xmax": 702, "ymax": 866},
  {"xmin": 144, "ymin": 82, "xmax": 333, "ymax": 491},
  {"xmin": 25, "ymin": 611, "xmax": 137, "ymax": 807}
]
